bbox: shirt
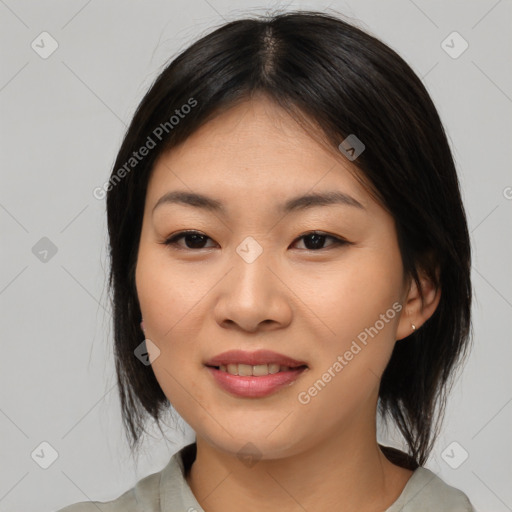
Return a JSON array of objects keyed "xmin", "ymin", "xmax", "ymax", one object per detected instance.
[{"xmin": 56, "ymin": 443, "xmax": 475, "ymax": 511}]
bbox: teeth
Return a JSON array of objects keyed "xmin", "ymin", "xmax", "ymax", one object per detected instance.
[
  {"xmin": 217, "ymin": 363, "xmax": 298, "ymax": 376},
  {"xmin": 238, "ymin": 364, "xmax": 252, "ymax": 376},
  {"xmin": 253, "ymin": 364, "xmax": 269, "ymax": 376},
  {"xmin": 268, "ymin": 363, "xmax": 281, "ymax": 374}
]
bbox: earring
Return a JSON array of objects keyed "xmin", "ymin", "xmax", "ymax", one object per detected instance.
[{"xmin": 411, "ymin": 324, "xmax": 416, "ymax": 331}]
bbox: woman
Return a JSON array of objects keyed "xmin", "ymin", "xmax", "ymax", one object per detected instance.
[{"xmin": 59, "ymin": 10, "xmax": 474, "ymax": 511}]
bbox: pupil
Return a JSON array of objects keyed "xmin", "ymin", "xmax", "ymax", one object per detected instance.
[
  {"xmin": 305, "ymin": 233, "xmax": 325, "ymax": 250},
  {"xmin": 186, "ymin": 234, "xmax": 206, "ymax": 248}
]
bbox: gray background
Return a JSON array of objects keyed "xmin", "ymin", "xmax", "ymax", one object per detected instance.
[{"xmin": 0, "ymin": 0, "xmax": 511, "ymax": 510}]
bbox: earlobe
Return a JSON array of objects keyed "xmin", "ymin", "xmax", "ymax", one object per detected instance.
[{"xmin": 396, "ymin": 271, "xmax": 441, "ymax": 340}]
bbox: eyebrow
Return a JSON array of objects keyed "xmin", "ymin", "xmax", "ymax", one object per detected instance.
[{"xmin": 152, "ymin": 190, "xmax": 366, "ymax": 216}]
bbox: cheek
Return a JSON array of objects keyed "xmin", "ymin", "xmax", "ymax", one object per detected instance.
[
  {"xmin": 298, "ymin": 247, "xmax": 404, "ymax": 407},
  {"xmin": 135, "ymin": 244, "xmax": 206, "ymax": 338},
  {"xmin": 135, "ymin": 247, "xmax": 207, "ymax": 406},
  {"xmin": 305, "ymin": 250, "xmax": 403, "ymax": 340}
]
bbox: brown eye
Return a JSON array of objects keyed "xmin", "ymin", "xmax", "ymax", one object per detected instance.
[
  {"xmin": 292, "ymin": 231, "xmax": 348, "ymax": 251},
  {"xmin": 163, "ymin": 231, "xmax": 216, "ymax": 249},
  {"xmin": 162, "ymin": 230, "xmax": 349, "ymax": 252}
]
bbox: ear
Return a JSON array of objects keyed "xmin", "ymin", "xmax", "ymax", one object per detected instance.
[{"xmin": 396, "ymin": 269, "xmax": 441, "ymax": 340}]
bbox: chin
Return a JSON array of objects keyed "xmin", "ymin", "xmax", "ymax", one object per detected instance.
[{"xmin": 194, "ymin": 422, "xmax": 309, "ymax": 462}]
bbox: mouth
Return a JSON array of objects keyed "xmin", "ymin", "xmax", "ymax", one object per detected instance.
[
  {"xmin": 205, "ymin": 363, "xmax": 308, "ymax": 376},
  {"xmin": 204, "ymin": 350, "xmax": 309, "ymax": 398}
]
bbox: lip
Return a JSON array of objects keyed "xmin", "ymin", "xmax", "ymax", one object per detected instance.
[
  {"xmin": 206, "ymin": 366, "xmax": 308, "ymax": 398},
  {"xmin": 204, "ymin": 349, "xmax": 307, "ymax": 368},
  {"xmin": 204, "ymin": 349, "xmax": 308, "ymax": 399}
]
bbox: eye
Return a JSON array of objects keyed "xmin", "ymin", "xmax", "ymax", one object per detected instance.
[
  {"xmin": 291, "ymin": 231, "xmax": 349, "ymax": 251},
  {"xmin": 162, "ymin": 230, "xmax": 216, "ymax": 250},
  {"xmin": 162, "ymin": 230, "xmax": 349, "ymax": 251}
]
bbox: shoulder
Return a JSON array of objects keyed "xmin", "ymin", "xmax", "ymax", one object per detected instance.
[
  {"xmin": 55, "ymin": 465, "xmax": 162, "ymax": 512},
  {"xmin": 387, "ymin": 467, "xmax": 475, "ymax": 512},
  {"xmin": 56, "ymin": 443, "xmax": 198, "ymax": 512}
]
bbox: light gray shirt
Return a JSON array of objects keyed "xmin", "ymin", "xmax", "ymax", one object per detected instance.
[{"xmin": 57, "ymin": 443, "xmax": 475, "ymax": 511}]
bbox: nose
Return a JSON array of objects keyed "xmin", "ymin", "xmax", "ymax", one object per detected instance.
[{"xmin": 213, "ymin": 247, "xmax": 293, "ymax": 333}]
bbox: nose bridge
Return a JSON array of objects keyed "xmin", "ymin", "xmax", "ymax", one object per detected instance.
[
  {"xmin": 231, "ymin": 234, "xmax": 274, "ymax": 300},
  {"xmin": 214, "ymin": 234, "xmax": 291, "ymax": 331}
]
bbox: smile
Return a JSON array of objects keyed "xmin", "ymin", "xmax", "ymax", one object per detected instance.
[
  {"xmin": 205, "ymin": 364, "xmax": 308, "ymax": 398},
  {"xmin": 212, "ymin": 363, "xmax": 304, "ymax": 376}
]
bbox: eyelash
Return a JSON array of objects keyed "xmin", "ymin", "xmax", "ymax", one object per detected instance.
[{"xmin": 161, "ymin": 230, "xmax": 350, "ymax": 252}]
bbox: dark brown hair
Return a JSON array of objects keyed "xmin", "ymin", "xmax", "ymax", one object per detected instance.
[{"xmin": 106, "ymin": 10, "xmax": 472, "ymax": 467}]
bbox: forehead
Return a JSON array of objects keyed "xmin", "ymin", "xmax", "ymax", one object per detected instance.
[{"xmin": 148, "ymin": 97, "xmax": 372, "ymax": 212}]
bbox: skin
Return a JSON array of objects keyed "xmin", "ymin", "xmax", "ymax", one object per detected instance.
[{"xmin": 135, "ymin": 94, "xmax": 441, "ymax": 512}]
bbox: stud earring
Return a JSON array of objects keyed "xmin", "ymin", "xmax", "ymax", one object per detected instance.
[{"xmin": 411, "ymin": 324, "xmax": 416, "ymax": 331}]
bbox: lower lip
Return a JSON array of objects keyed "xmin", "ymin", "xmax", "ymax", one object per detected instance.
[{"xmin": 206, "ymin": 366, "xmax": 308, "ymax": 398}]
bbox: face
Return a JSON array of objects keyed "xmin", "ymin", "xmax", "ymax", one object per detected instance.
[{"xmin": 135, "ymin": 96, "xmax": 412, "ymax": 459}]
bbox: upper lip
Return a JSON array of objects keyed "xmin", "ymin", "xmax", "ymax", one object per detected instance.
[{"xmin": 205, "ymin": 350, "xmax": 308, "ymax": 368}]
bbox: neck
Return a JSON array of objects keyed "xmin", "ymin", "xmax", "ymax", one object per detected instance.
[{"xmin": 185, "ymin": 410, "xmax": 413, "ymax": 512}]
